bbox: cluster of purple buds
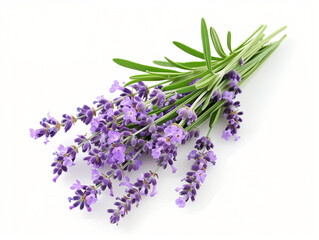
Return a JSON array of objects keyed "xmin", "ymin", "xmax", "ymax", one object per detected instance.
[
  {"xmin": 221, "ymin": 70, "xmax": 244, "ymax": 141},
  {"xmin": 149, "ymin": 87, "xmax": 166, "ymax": 108},
  {"xmin": 92, "ymin": 169, "xmax": 114, "ymax": 196},
  {"xmin": 151, "ymin": 123, "xmax": 186, "ymax": 172},
  {"xmin": 108, "ymin": 171, "xmax": 158, "ymax": 225},
  {"xmin": 51, "ymin": 145, "xmax": 77, "ymax": 182},
  {"xmin": 29, "ymin": 113, "xmax": 59, "ymax": 144},
  {"xmin": 175, "ymin": 136, "xmax": 216, "ymax": 208},
  {"xmin": 77, "ymin": 105, "xmax": 95, "ymax": 125},
  {"xmin": 61, "ymin": 114, "xmax": 76, "ymax": 132},
  {"xmin": 176, "ymin": 107, "xmax": 197, "ymax": 125},
  {"xmin": 68, "ymin": 180, "xmax": 99, "ymax": 212}
]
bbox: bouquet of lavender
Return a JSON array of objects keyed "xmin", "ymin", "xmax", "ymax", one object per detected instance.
[{"xmin": 30, "ymin": 18, "xmax": 286, "ymax": 224}]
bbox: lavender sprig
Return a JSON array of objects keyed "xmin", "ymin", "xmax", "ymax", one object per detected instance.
[{"xmin": 30, "ymin": 18, "xmax": 286, "ymax": 224}]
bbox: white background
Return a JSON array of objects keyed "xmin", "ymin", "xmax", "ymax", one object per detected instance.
[{"xmin": 1, "ymin": 0, "xmax": 318, "ymax": 239}]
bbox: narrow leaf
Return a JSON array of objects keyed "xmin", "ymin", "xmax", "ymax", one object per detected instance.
[
  {"xmin": 201, "ymin": 88, "xmax": 214, "ymax": 111},
  {"xmin": 173, "ymin": 41, "xmax": 205, "ymax": 59},
  {"xmin": 209, "ymin": 107, "xmax": 222, "ymax": 128},
  {"xmin": 162, "ymin": 71, "xmax": 207, "ymax": 91},
  {"xmin": 194, "ymin": 74, "xmax": 214, "ymax": 89},
  {"xmin": 145, "ymin": 70, "xmax": 188, "ymax": 77},
  {"xmin": 130, "ymin": 74, "xmax": 167, "ymax": 80},
  {"xmin": 210, "ymin": 27, "xmax": 227, "ymax": 58},
  {"xmin": 164, "ymin": 57, "xmax": 196, "ymax": 70},
  {"xmin": 113, "ymin": 58, "xmax": 179, "ymax": 73},
  {"xmin": 173, "ymin": 41, "xmax": 222, "ymax": 61},
  {"xmin": 124, "ymin": 74, "xmax": 167, "ymax": 86},
  {"xmin": 154, "ymin": 60, "xmax": 207, "ymax": 68},
  {"xmin": 201, "ymin": 18, "xmax": 212, "ymax": 72},
  {"xmin": 227, "ymin": 31, "xmax": 232, "ymax": 53},
  {"xmin": 176, "ymin": 84, "xmax": 197, "ymax": 94}
]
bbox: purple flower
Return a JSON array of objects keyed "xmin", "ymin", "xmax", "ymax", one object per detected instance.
[
  {"xmin": 176, "ymin": 107, "xmax": 197, "ymax": 125},
  {"xmin": 108, "ymin": 171, "xmax": 158, "ymax": 224},
  {"xmin": 61, "ymin": 114, "xmax": 74, "ymax": 132},
  {"xmin": 239, "ymin": 57, "xmax": 244, "ymax": 66},
  {"xmin": 111, "ymin": 146, "xmax": 126, "ymax": 164},
  {"xmin": 222, "ymin": 98, "xmax": 243, "ymax": 141},
  {"xmin": 195, "ymin": 136, "xmax": 214, "ymax": 150},
  {"xmin": 52, "ymin": 145, "xmax": 77, "ymax": 182},
  {"xmin": 70, "ymin": 180, "xmax": 83, "ymax": 190},
  {"xmin": 74, "ymin": 135, "xmax": 91, "ymax": 152},
  {"xmin": 120, "ymin": 96, "xmax": 133, "ymax": 107},
  {"xmin": 107, "ymin": 130, "xmax": 121, "ymax": 144},
  {"xmin": 175, "ymin": 197, "xmax": 186, "ymax": 208},
  {"xmin": 91, "ymin": 168, "xmax": 100, "ymax": 181},
  {"xmin": 119, "ymin": 176, "xmax": 133, "ymax": 189},
  {"xmin": 132, "ymin": 81, "xmax": 148, "ymax": 100},
  {"xmin": 211, "ymin": 89, "xmax": 222, "ymax": 102},
  {"xmin": 110, "ymin": 80, "xmax": 123, "ymax": 93},
  {"xmin": 83, "ymin": 148, "xmax": 106, "ymax": 168},
  {"xmin": 29, "ymin": 113, "xmax": 59, "ymax": 144},
  {"xmin": 224, "ymin": 70, "xmax": 242, "ymax": 85},
  {"xmin": 90, "ymin": 115, "xmax": 103, "ymax": 133},
  {"xmin": 77, "ymin": 105, "xmax": 94, "ymax": 125},
  {"xmin": 176, "ymin": 136, "xmax": 217, "ymax": 207},
  {"xmin": 150, "ymin": 88, "xmax": 166, "ymax": 108},
  {"xmin": 93, "ymin": 174, "xmax": 113, "ymax": 196},
  {"xmin": 163, "ymin": 124, "xmax": 186, "ymax": 144},
  {"xmin": 205, "ymin": 151, "xmax": 217, "ymax": 165},
  {"xmin": 222, "ymin": 129, "xmax": 232, "ymax": 140},
  {"xmin": 222, "ymin": 90, "xmax": 234, "ymax": 103},
  {"xmin": 123, "ymin": 106, "xmax": 137, "ymax": 123},
  {"xmin": 68, "ymin": 185, "xmax": 99, "ymax": 212},
  {"xmin": 86, "ymin": 194, "xmax": 97, "ymax": 205},
  {"xmin": 195, "ymin": 170, "xmax": 206, "ymax": 183}
]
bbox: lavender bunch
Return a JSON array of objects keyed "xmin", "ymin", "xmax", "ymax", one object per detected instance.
[{"xmin": 30, "ymin": 18, "xmax": 286, "ymax": 224}]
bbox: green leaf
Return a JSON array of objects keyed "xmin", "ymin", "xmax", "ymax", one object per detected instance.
[
  {"xmin": 227, "ymin": 31, "xmax": 232, "ymax": 53},
  {"xmin": 164, "ymin": 57, "xmax": 196, "ymax": 70},
  {"xmin": 194, "ymin": 73, "xmax": 214, "ymax": 89},
  {"xmin": 173, "ymin": 41, "xmax": 204, "ymax": 59},
  {"xmin": 173, "ymin": 41, "xmax": 222, "ymax": 61},
  {"xmin": 201, "ymin": 88, "xmax": 214, "ymax": 111},
  {"xmin": 129, "ymin": 74, "xmax": 167, "ymax": 80},
  {"xmin": 201, "ymin": 18, "xmax": 212, "ymax": 72},
  {"xmin": 162, "ymin": 71, "xmax": 207, "ymax": 91},
  {"xmin": 113, "ymin": 58, "xmax": 179, "ymax": 73},
  {"xmin": 145, "ymin": 70, "xmax": 188, "ymax": 77},
  {"xmin": 176, "ymin": 84, "xmax": 197, "ymax": 94},
  {"xmin": 209, "ymin": 107, "xmax": 221, "ymax": 128},
  {"xmin": 153, "ymin": 60, "xmax": 207, "ymax": 68},
  {"xmin": 210, "ymin": 27, "xmax": 227, "ymax": 58},
  {"xmin": 124, "ymin": 74, "xmax": 168, "ymax": 87}
]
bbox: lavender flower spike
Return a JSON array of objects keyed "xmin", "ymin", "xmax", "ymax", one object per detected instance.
[
  {"xmin": 176, "ymin": 136, "xmax": 216, "ymax": 207},
  {"xmin": 108, "ymin": 171, "xmax": 158, "ymax": 225}
]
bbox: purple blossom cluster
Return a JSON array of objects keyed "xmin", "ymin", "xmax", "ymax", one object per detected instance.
[
  {"xmin": 221, "ymin": 70, "xmax": 244, "ymax": 141},
  {"xmin": 176, "ymin": 107, "xmax": 197, "ymax": 125},
  {"xmin": 108, "ymin": 172, "xmax": 158, "ymax": 224},
  {"xmin": 68, "ymin": 180, "xmax": 99, "ymax": 212},
  {"xmin": 29, "ymin": 113, "xmax": 59, "ymax": 144},
  {"xmin": 51, "ymin": 145, "xmax": 77, "ymax": 182},
  {"xmin": 30, "ymin": 70, "xmax": 244, "ymax": 224},
  {"xmin": 175, "ymin": 136, "xmax": 216, "ymax": 207}
]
